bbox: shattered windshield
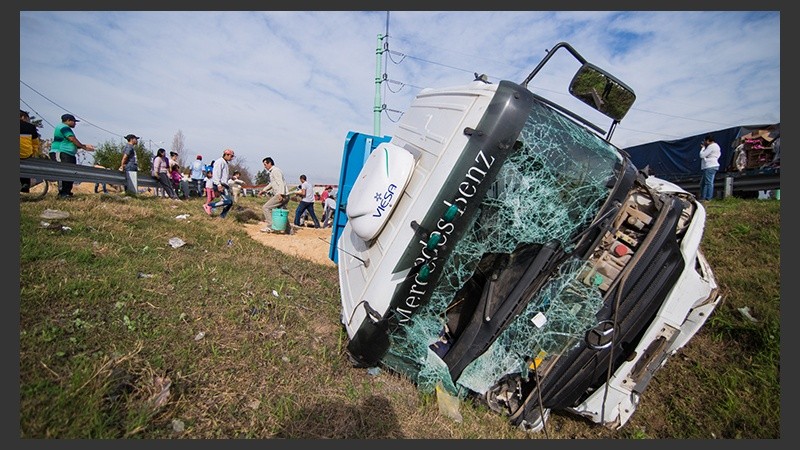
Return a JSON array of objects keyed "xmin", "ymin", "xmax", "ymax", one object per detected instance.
[{"xmin": 381, "ymin": 99, "xmax": 623, "ymax": 396}]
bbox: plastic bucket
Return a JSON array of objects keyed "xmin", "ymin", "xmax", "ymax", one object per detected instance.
[{"xmin": 272, "ymin": 208, "xmax": 288, "ymax": 232}]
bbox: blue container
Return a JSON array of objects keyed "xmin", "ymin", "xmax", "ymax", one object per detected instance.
[{"xmin": 272, "ymin": 208, "xmax": 288, "ymax": 232}]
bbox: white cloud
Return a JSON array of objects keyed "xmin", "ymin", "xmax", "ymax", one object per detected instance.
[{"xmin": 20, "ymin": 11, "xmax": 779, "ymax": 184}]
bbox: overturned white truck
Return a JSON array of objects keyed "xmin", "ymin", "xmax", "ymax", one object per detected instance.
[{"xmin": 333, "ymin": 42, "xmax": 721, "ymax": 432}]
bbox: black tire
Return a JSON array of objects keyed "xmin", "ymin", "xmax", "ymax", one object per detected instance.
[{"xmin": 20, "ymin": 178, "xmax": 53, "ymax": 201}]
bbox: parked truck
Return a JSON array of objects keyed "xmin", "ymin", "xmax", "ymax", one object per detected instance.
[
  {"xmin": 623, "ymin": 123, "xmax": 780, "ymax": 199},
  {"xmin": 329, "ymin": 42, "xmax": 721, "ymax": 432}
]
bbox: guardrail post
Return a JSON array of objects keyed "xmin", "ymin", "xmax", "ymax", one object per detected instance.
[
  {"xmin": 125, "ymin": 171, "xmax": 139, "ymax": 195},
  {"xmin": 724, "ymin": 176, "xmax": 733, "ymax": 199}
]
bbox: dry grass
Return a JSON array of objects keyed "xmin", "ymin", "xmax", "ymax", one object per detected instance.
[{"xmin": 18, "ymin": 191, "xmax": 780, "ymax": 439}]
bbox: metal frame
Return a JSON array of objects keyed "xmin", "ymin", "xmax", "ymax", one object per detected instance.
[{"xmin": 20, "ymin": 157, "xmax": 159, "ymax": 194}]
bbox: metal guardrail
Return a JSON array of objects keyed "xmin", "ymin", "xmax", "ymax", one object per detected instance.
[
  {"xmin": 20, "ymin": 157, "xmax": 159, "ymax": 193},
  {"xmin": 671, "ymin": 169, "xmax": 780, "ymax": 198}
]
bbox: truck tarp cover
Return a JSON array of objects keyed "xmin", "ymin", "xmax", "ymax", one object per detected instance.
[{"xmin": 623, "ymin": 123, "xmax": 779, "ymax": 181}]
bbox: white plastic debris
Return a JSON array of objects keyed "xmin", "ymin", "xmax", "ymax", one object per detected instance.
[
  {"xmin": 531, "ymin": 312, "xmax": 547, "ymax": 328},
  {"xmin": 194, "ymin": 331, "xmax": 206, "ymax": 341},
  {"xmin": 168, "ymin": 237, "xmax": 186, "ymax": 248},
  {"xmin": 272, "ymin": 290, "xmax": 279, "ymax": 297},
  {"xmin": 175, "ymin": 214, "xmax": 190, "ymax": 220},
  {"xmin": 738, "ymin": 306, "xmax": 759, "ymax": 323}
]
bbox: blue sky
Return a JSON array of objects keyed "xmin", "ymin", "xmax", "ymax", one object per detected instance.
[{"xmin": 19, "ymin": 11, "xmax": 780, "ymax": 185}]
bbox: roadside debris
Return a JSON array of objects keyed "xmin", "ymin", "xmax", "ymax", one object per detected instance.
[
  {"xmin": 436, "ymin": 382, "xmax": 463, "ymax": 423},
  {"xmin": 149, "ymin": 376, "xmax": 171, "ymax": 410},
  {"xmin": 738, "ymin": 306, "xmax": 759, "ymax": 323},
  {"xmin": 168, "ymin": 237, "xmax": 186, "ymax": 248},
  {"xmin": 40, "ymin": 209, "xmax": 70, "ymax": 220},
  {"xmin": 171, "ymin": 418, "xmax": 185, "ymax": 433}
]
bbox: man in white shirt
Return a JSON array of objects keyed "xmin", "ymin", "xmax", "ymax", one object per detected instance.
[
  {"xmin": 293, "ymin": 174, "xmax": 321, "ymax": 228},
  {"xmin": 203, "ymin": 149, "xmax": 235, "ymax": 218},
  {"xmin": 258, "ymin": 157, "xmax": 290, "ymax": 232},
  {"xmin": 322, "ymin": 193, "xmax": 337, "ymax": 228}
]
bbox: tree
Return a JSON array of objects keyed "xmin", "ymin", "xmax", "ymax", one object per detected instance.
[
  {"xmin": 93, "ymin": 140, "xmax": 154, "ymax": 174},
  {"xmin": 171, "ymin": 130, "xmax": 186, "ymax": 167},
  {"xmin": 227, "ymin": 155, "xmax": 253, "ymax": 185},
  {"xmin": 255, "ymin": 169, "xmax": 270, "ymax": 185}
]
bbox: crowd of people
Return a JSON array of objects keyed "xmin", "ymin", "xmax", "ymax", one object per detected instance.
[{"xmin": 22, "ymin": 111, "xmax": 339, "ymax": 233}]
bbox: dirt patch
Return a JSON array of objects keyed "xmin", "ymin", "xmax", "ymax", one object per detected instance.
[
  {"xmin": 241, "ymin": 223, "xmax": 337, "ymax": 267},
  {"xmin": 71, "ymin": 183, "xmax": 337, "ymax": 267}
]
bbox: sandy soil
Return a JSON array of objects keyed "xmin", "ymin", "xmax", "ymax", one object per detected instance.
[
  {"xmin": 241, "ymin": 223, "xmax": 337, "ymax": 267},
  {"xmin": 67, "ymin": 182, "xmax": 338, "ymax": 267}
]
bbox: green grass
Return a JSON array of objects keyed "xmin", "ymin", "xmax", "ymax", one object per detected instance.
[{"xmin": 18, "ymin": 193, "xmax": 780, "ymax": 438}]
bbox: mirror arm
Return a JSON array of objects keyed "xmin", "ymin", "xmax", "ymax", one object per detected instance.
[
  {"xmin": 521, "ymin": 41, "xmax": 587, "ymax": 88},
  {"xmin": 606, "ymin": 120, "xmax": 620, "ymax": 142}
]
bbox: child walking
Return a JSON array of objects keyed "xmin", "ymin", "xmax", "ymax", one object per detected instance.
[{"xmin": 204, "ymin": 170, "xmax": 215, "ymax": 204}]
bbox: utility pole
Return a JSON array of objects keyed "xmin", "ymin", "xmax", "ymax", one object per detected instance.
[{"xmin": 373, "ymin": 33, "xmax": 385, "ymax": 136}]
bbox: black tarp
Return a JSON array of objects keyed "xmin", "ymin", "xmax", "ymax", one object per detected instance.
[{"xmin": 623, "ymin": 123, "xmax": 780, "ymax": 182}]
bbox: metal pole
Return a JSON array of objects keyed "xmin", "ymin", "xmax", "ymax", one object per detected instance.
[
  {"xmin": 373, "ymin": 34, "xmax": 384, "ymax": 136},
  {"xmin": 724, "ymin": 176, "xmax": 733, "ymax": 198}
]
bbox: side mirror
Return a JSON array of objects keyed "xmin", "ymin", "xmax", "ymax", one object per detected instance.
[{"xmin": 569, "ymin": 63, "xmax": 636, "ymax": 121}]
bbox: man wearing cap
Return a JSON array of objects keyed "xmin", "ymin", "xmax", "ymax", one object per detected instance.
[
  {"xmin": 203, "ymin": 149, "xmax": 235, "ymax": 218},
  {"xmin": 51, "ymin": 113, "xmax": 95, "ymax": 198},
  {"xmin": 119, "ymin": 134, "xmax": 140, "ymax": 194},
  {"xmin": 190, "ymin": 154, "xmax": 205, "ymax": 197}
]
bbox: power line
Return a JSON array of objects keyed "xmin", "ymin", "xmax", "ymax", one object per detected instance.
[
  {"xmin": 19, "ymin": 98, "xmax": 55, "ymax": 130},
  {"xmin": 378, "ymin": 34, "xmax": 763, "ymax": 142},
  {"xmin": 20, "ymin": 79, "xmax": 128, "ymax": 140},
  {"xmin": 627, "ymin": 106, "xmax": 732, "ymax": 128}
]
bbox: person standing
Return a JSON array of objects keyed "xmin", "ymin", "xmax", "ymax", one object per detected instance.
[
  {"xmin": 204, "ymin": 149, "xmax": 235, "ymax": 218},
  {"xmin": 190, "ymin": 154, "xmax": 205, "ymax": 197},
  {"xmin": 20, "ymin": 110, "xmax": 41, "ymax": 192},
  {"xmin": 153, "ymin": 148, "xmax": 179, "ymax": 200},
  {"xmin": 293, "ymin": 174, "xmax": 321, "ymax": 228},
  {"xmin": 258, "ymin": 157, "xmax": 289, "ymax": 232},
  {"xmin": 119, "ymin": 134, "xmax": 140, "ymax": 194},
  {"xmin": 51, "ymin": 113, "xmax": 95, "ymax": 198},
  {"xmin": 699, "ymin": 134, "xmax": 721, "ymax": 202},
  {"xmin": 204, "ymin": 170, "xmax": 215, "ymax": 204}
]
